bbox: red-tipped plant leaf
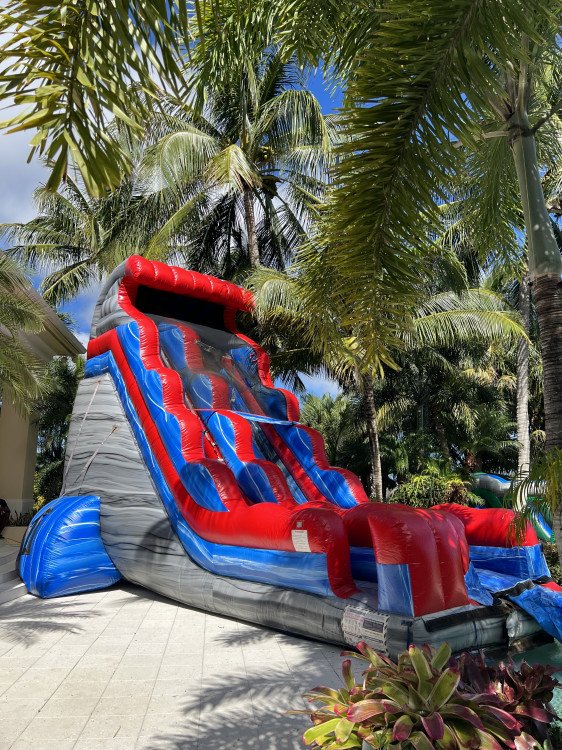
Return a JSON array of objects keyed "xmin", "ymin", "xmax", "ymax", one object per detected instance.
[
  {"xmin": 428, "ymin": 669, "xmax": 460, "ymax": 709},
  {"xmin": 441, "ymin": 704, "xmax": 484, "ymax": 729},
  {"xmin": 431, "ymin": 643, "xmax": 452, "ymax": 671},
  {"xmin": 513, "ymin": 704, "xmax": 554, "ymax": 722},
  {"xmin": 421, "ymin": 712, "xmax": 445, "ymax": 740},
  {"xmin": 392, "ymin": 714, "xmax": 414, "ymax": 741},
  {"xmin": 485, "ymin": 706, "xmax": 521, "ymax": 730},
  {"xmin": 347, "ymin": 699, "xmax": 387, "ymax": 722},
  {"xmin": 334, "ymin": 717, "xmax": 355, "ymax": 743},
  {"xmin": 303, "ymin": 718, "xmax": 340, "ymax": 745},
  {"xmin": 409, "ymin": 646, "xmax": 433, "ymax": 683},
  {"xmin": 474, "ymin": 729, "xmax": 504, "ymax": 750},
  {"xmin": 408, "ymin": 730, "xmax": 437, "ymax": 750},
  {"xmin": 342, "ymin": 660, "xmax": 356, "ymax": 691}
]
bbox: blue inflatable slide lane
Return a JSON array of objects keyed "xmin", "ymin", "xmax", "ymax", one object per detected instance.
[{"xmin": 16, "ymin": 257, "xmax": 562, "ymax": 656}]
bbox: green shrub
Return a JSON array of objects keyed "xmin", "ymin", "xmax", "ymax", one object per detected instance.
[
  {"xmin": 390, "ymin": 471, "xmax": 483, "ymax": 508},
  {"xmin": 8, "ymin": 510, "xmax": 33, "ymax": 526},
  {"xmin": 543, "ymin": 543, "xmax": 562, "ymax": 586}
]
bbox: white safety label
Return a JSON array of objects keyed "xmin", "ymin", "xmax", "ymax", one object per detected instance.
[{"xmin": 291, "ymin": 529, "xmax": 311, "ymax": 552}]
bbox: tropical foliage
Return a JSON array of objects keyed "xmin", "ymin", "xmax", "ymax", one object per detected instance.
[
  {"xmin": 388, "ymin": 468, "xmax": 482, "ymax": 509},
  {"xmin": 33, "ymin": 355, "xmax": 84, "ymax": 501},
  {"xmin": 1, "ymin": 0, "xmax": 561, "ymax": 568},
  {"xmin": 140, "ymin": 50, "xmax": 334, "ymax": 272},
  {"xmin": 3, "ymin": 51, "xmax": 332, "ymax": 301},
  {"xmin": 300, "ymin": 394, "xmax": 371, "ymax": 489},
  {"xmin": 301, "ymin": 641, "xmax": 560, "ymax": 749},
  {"xmin": 250, "ymin": 264, "xmax": 526, "ymax": 498},
  {"xmin": 0, "ymin": 253, "xmax": 46, "ymax": 407}
]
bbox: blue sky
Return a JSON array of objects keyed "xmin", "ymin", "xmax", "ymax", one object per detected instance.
[{"xmin": 0, "ymin": 69, "xmax": 343, "ymax": 394}]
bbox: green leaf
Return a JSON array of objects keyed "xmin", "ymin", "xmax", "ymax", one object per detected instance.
[
  {"xmin": 303, "ymin": 718, "xmax": 340, "ymax": 745},
  {"xmin": 409, "ymin": 730, "xmax": 438, "ymax": 750},
  {"xmin": 334, "ymin": 718, "xmax": 355, "ymax": 743},
  {"xmin": 427, "ymin": 669, "xmax": 460, "ymax": 710},
  {"xmin": 431, "ymin": 644, "xmax": 452, "ymax": 672},
  {"xmin": 409, "ymin": 646, "xmax": 433, "ymax": 684}
]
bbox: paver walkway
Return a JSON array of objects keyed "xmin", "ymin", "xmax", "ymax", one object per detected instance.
[{"xmin": 0, "ymin": 581, "xmax": 344, "ymax": 750}]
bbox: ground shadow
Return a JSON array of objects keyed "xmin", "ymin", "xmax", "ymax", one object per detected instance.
[
  {"xmin": 0, "ymin": 595, "xmax": 104, "ymax": 648},
  {"xmin": 145, "ymin": 629, "xmax": 345, "ymax": 750}
]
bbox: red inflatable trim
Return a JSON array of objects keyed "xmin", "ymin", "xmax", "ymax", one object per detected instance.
[
  {"xmin": 124, "ymin": 255, "xmax": 254, "ymax": 313},
  {"xmin": 433, "ymin": 504, "xmax": 539, "ymax": 548},
  {"xmin": 367, "ymin": 504, "xmax": 470, "ymax": 616}
]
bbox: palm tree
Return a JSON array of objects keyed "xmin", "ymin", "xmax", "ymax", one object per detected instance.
[
  {"xmin": 2, "ymin": 53, "xmax": 332, "ymax": 302},
  {"xmin": 377, "ymin": 345, "xmax": 520, "ymax": 477},
  {"xmin": 300, "ymin": 394, "xmax": 371, "ymax": 489},
  {"xmin": 250, "ymin": 265, "xmax": 525, "ymax": 499},
  {"xmin": 140, "ymin": 50, "xmax": 333, "ymax": 270},
  {"xmin": 296, "ymin": 1, "xmax": 562, "ymax": 454},
  {"xmin": 1, "ymin": 179, "xmax": 160, "ymax": 305},
  {"xmin": 34, "ymin": 355, "xmax": 84, "ymax": 501},
  {"xmin": 0, "ymin": 253, "xmax": 45, "ymax": 408}
]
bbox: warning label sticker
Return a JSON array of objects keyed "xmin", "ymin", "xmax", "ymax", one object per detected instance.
[{"xmin": 291, "ymin": 529, "xmax": 311, "ymax": 552}]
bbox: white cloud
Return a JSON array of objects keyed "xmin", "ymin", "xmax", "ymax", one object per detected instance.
[{"xmin": 0, "ymin": 128, "xmax": 47, "ymax": 224}]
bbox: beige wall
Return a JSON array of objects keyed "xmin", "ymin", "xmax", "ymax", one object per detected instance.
[{"xmin": 0, "ymin": 389, "xmax": 38, "ymax": 514}]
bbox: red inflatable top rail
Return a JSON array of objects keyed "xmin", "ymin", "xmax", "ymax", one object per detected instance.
[{"xmin": 124, "ymin": 256, "xmax": 254, "ymax": 313}]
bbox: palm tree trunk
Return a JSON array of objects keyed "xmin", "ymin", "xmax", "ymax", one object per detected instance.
[
  {"xmin": 516, "ymin": 271, "xmax": 531, "ymax": 475},
  {"xmin": 243, "ymin": 187, "xmax": 260, "ymax": 268},
  {"xmin": 511, "ymin": 125, "xmax": 562, "ymax": 452},
  {"xmin": 359, "ymin": 372, "xmax": 383, "ymax": 501}
]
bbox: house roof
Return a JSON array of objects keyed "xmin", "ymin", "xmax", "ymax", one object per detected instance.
[{"xmin": 18, "ymin": 285, "xmax": 86, "ymax": 361}]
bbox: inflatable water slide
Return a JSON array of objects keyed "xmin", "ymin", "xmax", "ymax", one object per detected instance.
[
  {"xmin": 18, "ymin": 258, "xmax": 562, "ymax": 655},
  {"xmin": 471, "ymin": 473, "xmax": 555, "ymax": 543}
]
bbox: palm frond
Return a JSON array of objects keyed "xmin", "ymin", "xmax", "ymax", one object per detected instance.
[{"xmin": 0, "ymin": 0, "xmax": 188, "ymax": 195}]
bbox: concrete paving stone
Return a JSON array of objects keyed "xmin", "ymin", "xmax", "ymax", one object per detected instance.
[
  {"xmin": 94, "ymin": 692, "xmax": 152, "ymax": 716},
  {"xmin": 78, "ymin": 653, "xmax": 125, "ymax": 669},
  {"xmin": 9, "ymin": 739, "xmax": 77, "ymax": 750},
  {"xmin": 102, "ymin": 679, "xmax": 154, "ymax": 698},
  {"xmin": 145, "ymin": 693, "xmax": 198, "ymax": 717},
  {"xmin": 125, "ymin": 640, "xmax": 167, "ymax": 656},
  {"xmin": 161, "ymin": 651, "xmax": 203, "ymax": 667},
  {"xmin": 37, "ymin": 695, "xmax": 100, "ymax": 717},
  {"xmin": 48, "ymin": 679, "xmax": 108, "ymax": 702},
  {"xmin": 112, "ymin": 663, "xmax": 161, "ymax": 681},
  {"xmin": 0, "ymin": 713, "xmax": 36, "ymax": 745},
  {"xmin": 17, "ymin": 714, "xmax": 89, "ymax": 741},
  {"xmin": 135, "ymin": 732, "xmax": 198, "ymax": 750},
  {"xmin": 157, "ymin": 663, "xmax": 205, "ymax": 682},
  {"xmin": 64, "ymin": 666, "xmax": 117, "ymax": 684},
  {"xmin": 79, "ymin": 712, "xmax": 145, "ymax": 739},
  {"xmin": 138, "ymin": 711, "xmax": 199, "ymax": 739},
  {"xmin": 75, "ymin": 736, "xmax": 139, "ymax": 750},
  {"xmin": 1, "ymin": 681, "xmax": 58, "ymax": 704},
  {"xmin": 13, "ymin": 667, "xmax": 71, "ymax": 689},
  {"xmin": 0, "ymin": 667, "xmax": 27, "ymax": 691},
  {"xmin": 0, "ymin": 698, "xmax": 42, "ymax": 721},
  {"xmin": 116, "ymin": 654, "xmax": 162, "ymax": 670},
  {"xmin": 33, "ymin": 647, "xmax": 91, "ymax": 668},
  {"xmin": 151, "ymin": 679, "xmax": 194, "ymax": 698}
]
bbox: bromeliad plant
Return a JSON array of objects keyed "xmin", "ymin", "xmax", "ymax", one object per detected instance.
[
  {"xmin": 457, "ymin": 651, "xmax": 559, "ymax": 745},
  {"xmin": 301, "ymin": 642, "xmax": 559, "ymax": 750}
]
